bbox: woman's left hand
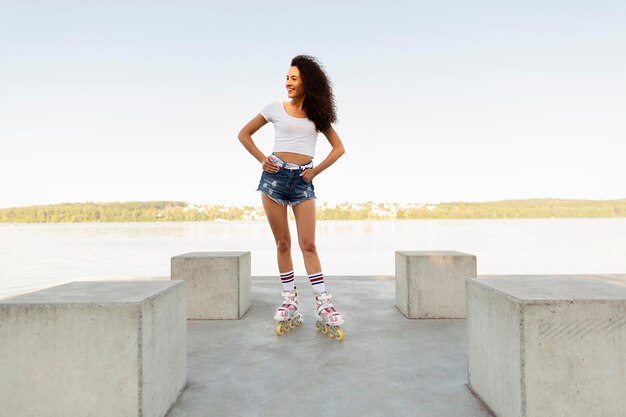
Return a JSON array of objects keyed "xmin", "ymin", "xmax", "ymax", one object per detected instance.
[{"xmin": 299, "ymin": 168, "xmax": 317, "ymax": 182}]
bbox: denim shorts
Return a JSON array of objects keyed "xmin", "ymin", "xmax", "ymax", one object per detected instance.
[{"xmin": 256, "ymin": 155, "xmax": 316, "ymax": 207}]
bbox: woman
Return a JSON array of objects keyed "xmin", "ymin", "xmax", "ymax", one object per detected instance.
[{"xmin": 238, "ymin": 55, "xmax": 346, "ymax": 340}]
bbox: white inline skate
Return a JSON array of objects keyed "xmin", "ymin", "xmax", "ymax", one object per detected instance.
[
  {"xmin": 314, "ymin": 292, "xmax": 345, "ymax": 341},
  {"xmin": 274, "ymin": 287, "xmax": 303, "ymax": 336}
]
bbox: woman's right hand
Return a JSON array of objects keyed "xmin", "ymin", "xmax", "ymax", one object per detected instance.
[{"xmin": 261, "ymin": 155, "xmax": 279, "ymax": 173}]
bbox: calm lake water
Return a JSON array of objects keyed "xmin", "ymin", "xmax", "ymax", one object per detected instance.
[{"xmin": 1, "ymin": 219, "xmax": 625, "ymax": 300}]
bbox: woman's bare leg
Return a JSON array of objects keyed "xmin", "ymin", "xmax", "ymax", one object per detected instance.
[
  {"xmin": 261, "ymin": 194, "xmax": 293, "ymax": 272},
  {"xmin": 292, "ymin": 199, "xmax": 322, "ymax": 274}
]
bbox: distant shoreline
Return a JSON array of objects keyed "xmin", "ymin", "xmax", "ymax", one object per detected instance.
[{"xmin": 1, "ymin": 199, "xmax": 625, "ymax": 223}]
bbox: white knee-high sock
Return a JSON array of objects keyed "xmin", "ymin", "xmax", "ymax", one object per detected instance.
[
  {"xmin": 280, "ymin": 270, "xmax": 295, "ymax": 291},
  {"xmin": 308, "ymin": 272, "xmax": 326, "ymax": 294}
]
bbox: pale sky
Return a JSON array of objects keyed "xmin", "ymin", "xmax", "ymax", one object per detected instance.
[{"xmin": 1, "ymin": 1, "xmax": 625, "ymax": 209}]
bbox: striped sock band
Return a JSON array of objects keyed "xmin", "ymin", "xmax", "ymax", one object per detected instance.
[
  {"xmin": 308, "ymin": 272, "xmax": 326, "ymax": 294},
  {"xmin": 280, "ymin": 270, "xmax": 295, "ymax": 291}
]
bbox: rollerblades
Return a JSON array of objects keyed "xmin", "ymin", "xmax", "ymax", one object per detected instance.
[
  {"xmin": 314, "ymin": 292, "xmax": 345, "ymax": 341},
  {"xmin": 274, "ymin": 287, "xmax": 303, "ymax": 336}
]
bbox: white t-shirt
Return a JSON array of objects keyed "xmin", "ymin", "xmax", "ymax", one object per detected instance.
[{"xmin": 260, "ymin": 101, "xmax": 318, "ymax": 158}]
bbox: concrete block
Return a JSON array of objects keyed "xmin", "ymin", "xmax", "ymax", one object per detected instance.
[
  {"xmin": 466, "ymin": 274, "xmax": 626, "ymax": 417},
  {"xmin": 395, "ymin": 250, "xmax": 477, "ymax": 318},
  {"xmin": 171, "ymin": 251, "xmax": 250, "ymax": 319},
  {"xmin": 0, "ymin": 280, "xmax": 187, "ymax": 417}
]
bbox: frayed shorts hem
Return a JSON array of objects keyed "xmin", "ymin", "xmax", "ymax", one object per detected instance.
[{"xmin": 258, "ymin": 190, "xmax": 316, "ymax": 207}]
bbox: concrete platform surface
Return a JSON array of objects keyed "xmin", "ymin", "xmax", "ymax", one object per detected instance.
[
  {"xmin": 0, "ymin": 280, "xmax": 180, "ymax": 304},
  {"xmin": 165, "ymin": 276, "xmax": 493, "ymax": 417},
  {"xmin": 475, "ymin": 274, "xmax": 626, "ymax": 301}
]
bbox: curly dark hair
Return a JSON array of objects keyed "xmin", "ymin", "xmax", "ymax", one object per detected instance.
[{"xmin": 290, "ymin": 55, "xmax": 337, "ymax": 132}]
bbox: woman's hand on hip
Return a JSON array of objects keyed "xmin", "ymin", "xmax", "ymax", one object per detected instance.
[
  {"xmin": 299, "ymin": 168, "xmax": 316, "ymax": 182},
  {"xmin": 262, "ymin": 155, "xmax": 279, "ymax": 173}
]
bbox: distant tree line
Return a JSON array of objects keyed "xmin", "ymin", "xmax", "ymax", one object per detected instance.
[
  {"xmin": 318, "ymin": 199, "xmax": 626, "ymax": 220},
  {"xmin": 0, "ymin": 199, "xmax": 625, "ymax": 223},
  {"xmin": 393, "ymin": 199, "xmax": 626, "ymax": 219},
  {"xmin": 0, "ymin": 201, "xmax": 254, "ymax": 223}
]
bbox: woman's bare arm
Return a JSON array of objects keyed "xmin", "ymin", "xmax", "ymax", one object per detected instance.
[
  {"xmin": 238, "ymin": 115, "xmax": 280, "ymax": 172},
  {"xmin": 301, "ymin": 126, "xmax": 345, "ymax": 181},
  {"xmin": 238, "ymin": 114, "xmax": 270, "ymax": 164}
]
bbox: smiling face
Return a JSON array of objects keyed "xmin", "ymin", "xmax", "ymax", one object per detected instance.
[{"xmin": 286, "ymin": 66, "xmax": 305, "ymax": 99}]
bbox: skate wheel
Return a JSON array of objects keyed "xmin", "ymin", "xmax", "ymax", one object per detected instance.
[
  {"xmin": 322, "ymin": 325, "xmax": 329, "ymax": 335},
  {"xmin": 335, "ymin": 328, "xmax": 344, "ymax": 342},
  {"xmin": 288, "ymin": 319, "xmax": 295, "ymax": 329},
  {"xmin": 295, "ymin": 314, "xmax": 303, "ymax": 326},
  {"xmin": 275, "ymin": 322, "xmax": 284, "ymax": 336}
]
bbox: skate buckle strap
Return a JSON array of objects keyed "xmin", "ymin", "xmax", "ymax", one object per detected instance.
[
  {"xmin": 316, "ymin": 301, "xmax": 336, "ymax": 315},
  {"xmin": 277, "ymin": 300, "xmax": 298, "ymax": 318},
  {"xmin": 279, "ymin": 292, "xmax": 298, "ymax": 311}
]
